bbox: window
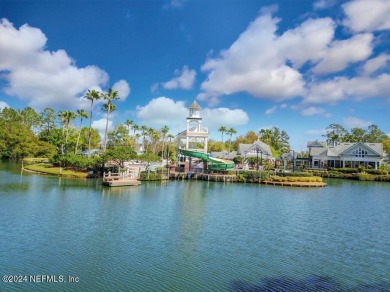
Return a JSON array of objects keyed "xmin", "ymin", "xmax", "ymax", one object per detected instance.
[{"xmin": 352, "ymin": 147, "xmax": 367, "ymax": 157}]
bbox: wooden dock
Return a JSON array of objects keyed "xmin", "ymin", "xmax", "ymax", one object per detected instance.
[{"xmin": 102, "ymin": 172, "xmax": 141, "ymax": 187}]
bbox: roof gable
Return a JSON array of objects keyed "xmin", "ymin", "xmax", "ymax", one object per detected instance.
[
  {"xmin": 340, "ymin": 142, "xmax": 383, "ymax": 157},
  {"xmin": 307, "ymin": 140, "xmax": 326, "ymax": 148}
]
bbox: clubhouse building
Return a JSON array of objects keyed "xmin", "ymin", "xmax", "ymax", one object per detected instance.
[{"xmin": 307, "ymin": 141, "xmax": 386, "ymax": 169}]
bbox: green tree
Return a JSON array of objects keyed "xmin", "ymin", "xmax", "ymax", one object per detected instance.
[
  {"xmin": 323, "ymin": 124, "xmax": 348, "ymax": 143},
  {"xmin": 208, "ymin": 139, "xmax": 225, "ymax": 152},
  {"xmin": 364, "ymin": 125, "xmax": 388, "ymax": 143},
  {"xmin": 226, "ymin": 127, "xmax": 237, "ymax": 152},
  {"xmin": 345, "ymin": 128, "xmax": 366, "ymax": 142},
  {"xmin": 101, "ymin": 88, "xmax": 120, "ymax": 151},
  {"xmin": 160, "ymin": 125, "xmax": 169, "ymax": 159},
  {"xmin": 140, "ymin": 125, "xmax": 148, "ymax": 153},
  {"xmin": 107, "ymin": 123, "xmax": 128, "ymax": 147},
  {"xmin": 259, "ymin": 129, "xmax": 272, "ymax": 145},
  {"xmin": 100, "ymin": 146, "xmax": 138, "ymax": 169},
  {"xmin": 20, "ymin": 107, "xmax": 41, "ymax": 132},
  {"xmin": 74, "ymin": 109, "xmax": 89, "ymax": 154},
  {"xmin": 232, "ymin": 131, "xmax": 258, "ymax": 150},
  {"xmin": 383, "ymin": 139, "xmax": 390, "ymax": 158},
  {"xmin": 0, "ymin": 108, "xmax": 55, "ymax": 159},
  {"xmin": 59, "ymin": 110, "xmax": 76, "ymax": 155},
  {"xmin": 218, "ymin": 126, "xmax": 227, "ymax": 143},
  {"xmin": 139, "ymin": 152, "xmax": 161, "ymax": 170},
  {"xmin": 40, "ymin": 107, "xmax": 56, "ymax": 133},
  {"xmin": 125, "ymin": 119, "xmax": 133, "ymax": 136},
  {"xmin": 166, "ymin": 134, "xmax": 175, "ymax": 162},
  {"xmin": 85, "ymin": 89, "xmax": 102, "ymax": 155}
]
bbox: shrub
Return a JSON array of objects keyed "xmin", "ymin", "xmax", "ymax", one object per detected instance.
[
  {"xmin": 357, "ymin": 173, "xmax": 376, "ymax": 181},
  {"xmin": 329, "ymin": 168, "xmax": 358, "ymax": 174},
  {"xmin": 139, "ymin": 171, "xmax": 162, "ymax": 181},
  {"xmin": 280, "ymin": 172, "xmax": 313, "ymax": 177},
  {"xmin": 269, "ymin": 176, "xmax": 322, "ymax": 183},
  {"xmin": 366, "ymin": 169, "xmax": 388, "ymax": 175}
]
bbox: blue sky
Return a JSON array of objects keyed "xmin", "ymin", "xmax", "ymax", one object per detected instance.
[{"xmin": 1, "ymin": 0, "xmax": 389, "ymax": 151}]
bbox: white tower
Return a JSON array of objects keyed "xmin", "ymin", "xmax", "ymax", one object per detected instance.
[{"xmin": 177, "ymin": 101, "xmax": 208, "ymax": 153}]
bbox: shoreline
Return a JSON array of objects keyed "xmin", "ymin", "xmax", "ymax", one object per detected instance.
[{"xmin": 23, "ymin": 164, "xmax": 88, "ymax": 179}]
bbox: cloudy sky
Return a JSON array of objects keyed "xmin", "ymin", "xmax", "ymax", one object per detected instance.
[{"xmin": 1, "ymin": 0, "xmax": 389, "ymax": 150}]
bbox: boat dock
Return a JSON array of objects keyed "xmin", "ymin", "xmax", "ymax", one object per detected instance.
[{"xmin": 102, "ymin": 172, "xmax": 141, "ymax": 187}]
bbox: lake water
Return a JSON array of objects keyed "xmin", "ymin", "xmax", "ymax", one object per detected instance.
[{"xmin": 1, "ymin": 161, "xmax": 389, "ymax": 291}]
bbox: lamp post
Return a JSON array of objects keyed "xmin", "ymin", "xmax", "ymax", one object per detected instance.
[{"xmin": 254, "ymin": 145, "xmax": 263, "ymax": 171}]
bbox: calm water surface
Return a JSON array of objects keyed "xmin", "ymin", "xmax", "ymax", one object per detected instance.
[{"xmin": 1, "ymin": 161, "xmax": 389, "ymax": 291}]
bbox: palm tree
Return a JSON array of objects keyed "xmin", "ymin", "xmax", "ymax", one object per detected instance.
[
  {"xmin": 101, "ymin": 88, "xmax": 120, "ymax": 151},
  {"xmin": 166, "ymin": 133, "xmax": 175, "ymax": 164},
  {"xmin": 226, "ymin": 127, "xmax": 237, "ymax": 154},
  {"xmin": 218, "ymin": 126, "xmax": 227, "ymax": 143},
  {"xmin": 132, "ymin": 124, "xmax": 139, "ymax": 136},
  {"xmin": 58, "ymin": 110, "xmax": 76, "ymax": 155},
  {"xmin": 74, "ymin": 109, "xmax": 89, "ymax": 154},
  {"xmin": 85, "ymin": 89, "xmax": 101, "ymax": 156},
  {"xmin": 58, "ymin": 110, "xmax": 67, "ymax": 154},
  {"xmin": 125, "ymin": 119, "xmax": 133, "ymax": 136},
  {"xmin": 140, "ymin": 125, "xmax": 148, "ymax": 153},
  {"xmin": 148, "ymin": 127, "xmax": 160, "ymax": 154},
  {"xmin": 160, "ymin": 125, "xmax": 169, "ymax": 160},
  {"xmin": 102, "ymin": 102, "xmax": 117, "ymax": 151}
]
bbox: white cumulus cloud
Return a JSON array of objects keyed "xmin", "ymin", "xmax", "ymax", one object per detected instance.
[
  {"xmin": 162, "ymin": 66, "xmax": 196, "ymax": 90},
  {"xmin": 342, "ymin": 0, "xmax": 390, "ymax": 32},
  {"xmin": 265, "ymin": 106, "xmax": 277, "ymax": 115},
  {"xmin": 198, "ymin": 11, "xmax": 338, "ymax": 104},
  {"xmin": 306, "ymin": 74, "xmax": 390, "ymax": 104},
  {"xmin": 304, "ymin": 129, "xmax": 327, "ymax": 136},
  {"xmin": 0, "ymin": 101, "xmax": 10, "ymax": 110},
  {"xmin": 112, "ymin": 80, "xmax": 130, "ymax": 100},
  {"xmin": 0, "ymin": 19, "xmax": 109, "ymax": 110},
  {"xmin": 301, "ymin": 106, "xmax": 330, "ymax": 117},
  {"xmin": 313, "ymin": 33, "xmax": 373, "ymax": 74},
  {"xmin": 136, "ymin": 97, "xmax": 248, "ymax": 136},
  {"xmin": 91, "ymin": 118, "xmax": 112, "ymax": 140},
  {"xmin": 343, "ymin": 116, "xmax": 372, "ymax": 129},
  {"xmin": 202, "ymin": 108, "xmax": 249, "ymax": 134},
  {"xmin": 362, "ymin": 54, "xmax": 390, "ymax": 76}
]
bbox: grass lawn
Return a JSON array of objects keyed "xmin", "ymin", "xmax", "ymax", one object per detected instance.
[{"xmin": 24, "ymin": 163, "xmax": 88, "ymax": 178}]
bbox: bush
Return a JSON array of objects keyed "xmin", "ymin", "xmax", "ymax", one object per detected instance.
[
  {"xmin": 269, "ymin": 175, "xmax": 322, "ymax": 182},
  {"xmin": 329, "ymin": 168, "xmax": 358, "ymax": 174},
  {"xmin": 366, "ymin": 169, "xmax": 388, "ymax": 175},
  {"xmin": 357, "ymin": 173, "xmax": 376, "ymax": 181},
  {"xmin": 50, "ymin": 154, "xmax": 100, "ymax": 171},
  {"xmin": 140, "ymin": 171, "xmax": 162, "ymax": 181},
  {"xmin": 280, "ymin": 172, "xmax": 313, "ymax": 177}
]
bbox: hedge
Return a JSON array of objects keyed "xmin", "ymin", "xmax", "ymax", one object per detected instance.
[
  {"xmin": 140, "ymin": 171, "xmax": 163, "ymax": 181},
  {"xmin": 269, "ymin": 176, "xmax": 322, "ymax": 182},
  {"xmin": 280, "ymin": 171, "xmax": 313, "ymax": 177}
]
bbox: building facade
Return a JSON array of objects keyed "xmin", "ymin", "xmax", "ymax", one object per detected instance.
[{"xmin": 307, "ymin": 141, "xmax": 385, "ymax": 169}]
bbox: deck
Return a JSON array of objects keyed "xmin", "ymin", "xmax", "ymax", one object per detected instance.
[{"xmin": 102, "ymin": 172, "xmax": 141, "ymax": 187}]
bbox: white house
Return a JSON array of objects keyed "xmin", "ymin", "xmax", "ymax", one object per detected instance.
[{"xmin": 307, "ymin": 141, "xmax": 385, "ymax": 169}]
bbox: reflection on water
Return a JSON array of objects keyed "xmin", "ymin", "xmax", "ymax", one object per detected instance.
[{"xmin": 1, "ymin": 161, "xmax": 390, "ymax": 291}]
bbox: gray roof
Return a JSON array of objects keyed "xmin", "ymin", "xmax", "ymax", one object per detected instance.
[
  {"xmin": 238, "ymin": 140, "xmax": 273, "ymax": 157},
  {"xmin": 308, "ymin": 141, "xmax": 385, "ymax": 157},
  {"xmin": 281, "ymin": 150, "xmax": 298, "ymax": 160},
  {"xmin": 210, "ymin": 151, "xmax": 237, "ymax": 160},
  {"xmin": 188, "ymin": 100, "xmax": 201, "ymax": 110}
]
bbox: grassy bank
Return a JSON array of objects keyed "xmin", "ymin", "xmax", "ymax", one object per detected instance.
[{"xmin": 23, "ymin": 163, "xmax": 88, "ymax": 178}]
